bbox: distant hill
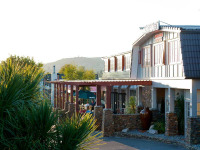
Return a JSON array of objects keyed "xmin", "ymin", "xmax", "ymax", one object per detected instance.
[{"xmin": 43, "ymin": 57, "xmax": 104, "ymax": 76}]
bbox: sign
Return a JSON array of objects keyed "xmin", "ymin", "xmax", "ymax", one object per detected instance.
[
  {"xmin": 154, "ymin": 32, "xmax": 163, "ymax": 43},
  {"xmin": 143, "ymin": 21, "xmax": 160, "ymax": 34}
]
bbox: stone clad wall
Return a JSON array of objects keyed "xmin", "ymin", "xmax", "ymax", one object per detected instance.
[
  {"xmin": 102, "ymin": 109, "xmax": 114, "ymax": 137},
  {"xmin": 165, "ymin": 112, "xmax": 178, "ymax": 136},
  {"xmin": 94, "ymin": 106, "xmax": 103, "ymax": 130},
  {"xmin": 113, "ymin": 114, "xmax": 141, "ymax": 132},
  {"xmin": 186, "ymin": 117, "xmax": 200, "ymax": 145},
  {"xmin": 142, "ymin": 86, "xmax": 152, "ymax": 108}
]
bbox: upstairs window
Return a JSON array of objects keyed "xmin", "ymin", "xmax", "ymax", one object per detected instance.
[
  {"xmin": 110, "ymin": 58, "xmax": 114, "ymax": 71},
  {"xmin": 154, "ymin": 43, "xmax": 164, "ymax": 65},
  {"xmin": 168, "ymin": 40, "xmax": 180, "ymax": 64},
  {"xmin": 114, "ymin": 57, "xmax": 117, "ymax": 72},
  {"xmin": 122, "ymin": 55, "xmax": 125, "ymax": 71},
  {"xmin": 108, "ymin": 59, "xmax": 110, "ymax": 72},
  {"xmin": 104, "ymin": 59, "xmax": 108, "ymax": 72},
  {"xmin": 143, "ymin": 46, "xmax": 151, "ymax": 67},
  {"xmin": 117, "ymin": 56, "xmax": 122, "ymax": 71},
  {"xmin": 126, "ymin": 55, "xmax": 131, "ymax": 70}
]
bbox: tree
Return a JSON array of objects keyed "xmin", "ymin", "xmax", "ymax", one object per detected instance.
[
  {"xmin": 59, "ymin": 64, "xmax": 95, "ymax": 80},
  {"xmin": 0, "ymin": 55, "xmax": 44, "ymax": 101}
]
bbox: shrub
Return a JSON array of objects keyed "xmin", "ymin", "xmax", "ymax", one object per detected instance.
[
  {"xmin": 175, "ymin": 95, "xmax": 184, "ymax": 135},
  {"xmin": 0, "ymin": 56, "xmax": 102, "ymax": 150},
  {"xmin": 153, "ymin": 121, "xmax": 165, "ymax": 134},
  {"xmin": 125, "ymin": 96, "xmax": 136, "ymax": 114},
  {"xmin": 56, "ymin": 113, "xmax": 102, "ymax": 150}
]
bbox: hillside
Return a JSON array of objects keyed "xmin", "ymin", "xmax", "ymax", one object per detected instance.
[{"xmin": 43, "ymin": 57, "xmax": 104, "ymax": 76}]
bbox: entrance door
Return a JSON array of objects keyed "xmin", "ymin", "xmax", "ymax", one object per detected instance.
[
  {"xmin": 111, "ymin": 92, "xmax": 119, "ymax": 114},
  {"xmin": 119, "ymin": 93, "xmax": 126, "ymax": 114}
]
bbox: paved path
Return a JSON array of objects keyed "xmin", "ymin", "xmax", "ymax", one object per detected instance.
[{"xmin": 93, "ymin": 136, "xmax": 187, "ymax": 150}]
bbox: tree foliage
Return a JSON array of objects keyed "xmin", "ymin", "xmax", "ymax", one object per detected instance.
[
  {"xmin": 59, "ymin": 64, "xmax": 95, "ymax": 80},
  {"xmin": 0, "ymin": 56, "xmax": 102, "ymax": 150}
]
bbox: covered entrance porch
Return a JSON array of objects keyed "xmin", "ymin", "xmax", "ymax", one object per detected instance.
[{"xmin": 51, "ymin": 79, "xmax": 152, "ymax": 136}]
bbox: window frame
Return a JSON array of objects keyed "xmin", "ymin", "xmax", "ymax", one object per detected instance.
[
  {"xmin": 142, "ymin": 45, "xmax": 151, "ymax": 67},
  {"xmin": 168, "ymin": 39, "xmax": 181, "ymax": 65},
  {"xmin": 153, "ymin": 42, "xmax": 165, "ymax": 66}
]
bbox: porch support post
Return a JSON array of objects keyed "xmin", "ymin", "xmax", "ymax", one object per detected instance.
[
  {"xmin": 126, "ymin": 85, "xmax": 130, "ymax": 105},
  {"xmin": 165, "ymin": 112, "xmax": 178, "ymax": 136},
  {"xmin": 191, "ymin": 88, "xmax": 197, "ymax": 117},
  {"xmin": 118, "ymin": 86, "xmax": 122, "ymax": 113},
  {"xmin": 65, "ymin": 85, "xmax": 69, "ymax": 111},
  {"xmin": 54, "ymin": 83, "xmax": 57, "ymax": 108},
  {"xmin": 137, "ymin": 86, "xmax": 142, "ymax": 106},
  {"xmin": 75, "ymin": 85, "xmax": 79, "ymax": 113},
  {"xmin": 165, "ymin": 88, "xmax": 178, "ymax": 136},
  {"xmin": 102, "ymin": 85, "xmax": 114, "ymax": 136},
  {"xmin": 94, "ymin": 85, "xmax": 103, "ymax": 130},
  {"xmin": 106, "ymin": 86, "xmax": 112, "ymax": 109},
  {"xmin": 96, "ymin": 85, "xmax": 101, "ymax": 106},
  {"xmin": 168, "ymin": 88, "xmax": 175, "ymax": 113},
  {"xmin": 70, "ymin": 85, "xmax": 73, "ymax": 103},
  {"xmin": 57, "ymin": 83, "xmax": 59, "ymax": 108},
  {"xmin": 68, "ymin": 85, "xmax": 75, "ymax": 117},
  {"xmin": 62, "ymin": 84, "xmax": 65, "ymax": 109},
  {"xmin": 151, "ymin": 87, "xmax": 157, "ymax": 109},
  {"xmin": 59, "ymin": 83, "xmax": 62, "ymax": 109}
]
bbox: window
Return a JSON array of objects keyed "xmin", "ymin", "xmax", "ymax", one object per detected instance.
[
  {"xmin": 115, "ymin": 57, "xmax": 117, "ymax": 71},
  {"xmin": 110, "ymin": 58, "xmax": 114, "ymax": 71},
  {"xmin": 104, "ymin": 59, "xmax": 108, "ymax": 72},
  {"xmin": 154, "ymin": 43, "xmax": 164, "ymax": 65},
  {"xmin": 126, "ymin": 55, "xmax": 131, "ymax": 70},
  {"xmin": 122, "ymin": 55, "xmax": 125, "ymax": 71},
  {"xmin": 143, "ymin": 46, "xmax": 151, "ymax": 67},
  {"xmin": 168, "ymin": 40, "xmax": 180, "ymax": 64},
  {"xmin": 117, "ymin": 56, "xmax": 122, "ymax": 71},
  {"xmin": 108, "ymin": 59, "xmax": 110, "ymax": 72}
]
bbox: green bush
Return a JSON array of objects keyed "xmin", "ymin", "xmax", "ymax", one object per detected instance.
[
  {"xmin": 153, "ymin": 120, "xmax": 165, "ymax": 134},
  {"xmin": 56, "ymin": 113, "xmax": 102, "ymax": 150},
  {"xmin": 175, "ymin": 95, "xmax": 184, "ymax": 135},
  {"xmin": 125, "ymin": 96, "xmax": 136, "ymax": 114}
]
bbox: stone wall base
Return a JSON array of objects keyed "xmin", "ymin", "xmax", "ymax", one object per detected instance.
[
  {"xmin": 113, "ymin": 114, "xmax": 141, "ymax": 132},
  {"xmin": 67, "ymin": 103, "xmax": 75, "ymax": 118},
  {"xmin": 94, "ymin": 106, "xmax": 103, "ymax": 130},
  {"xmin": 65, "ymin": 101, "xmax": 69, "ymax": 112},
  {"xmin": 102, "ymin": 109, "xmax": 114, "ymax": 137},
  {"xmin": 186, "ymin": 117, "xmax": 200, "ymax": 145},
  {"xmin": 165, "ymin": 112, "xmax": 178, "ymax": 136}
]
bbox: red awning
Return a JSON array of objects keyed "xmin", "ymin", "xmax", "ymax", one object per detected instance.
[{"xmin": 50, "ymin": 79, "xmax": 152, "ymax": 86}]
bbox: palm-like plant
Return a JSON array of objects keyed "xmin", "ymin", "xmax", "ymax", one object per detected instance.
[
  {"xmin": 0, "ymin": 56, "xmax": 102, "ymax": 150},
  {"xmin": 56, "ymin": 113, "xmax": 102, "ymax": 150},
  {"xmin": 125, "ymin": 96, "xmax": 136, "ymax": 114},
  {"xmin": 0, "ymin": 56, "xmax": 44, "ymax": 149}
]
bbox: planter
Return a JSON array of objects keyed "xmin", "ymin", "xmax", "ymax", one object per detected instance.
[{"xmin": 140, "ymin": 107, "xmax": 152, "ymax": 130}]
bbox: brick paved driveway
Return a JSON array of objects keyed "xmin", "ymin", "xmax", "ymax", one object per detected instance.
[{"xmin": 92, "ymin": 136, "xmax": 187, "ymax": 150}]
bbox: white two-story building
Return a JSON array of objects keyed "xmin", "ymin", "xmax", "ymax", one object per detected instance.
[
  {"xmin": 101, "ymin": 21, "xmax": 200, "ymax": 139},
  {"xmin": 131, "ymin": 22, "xmax": 200, "ymax": 137}
]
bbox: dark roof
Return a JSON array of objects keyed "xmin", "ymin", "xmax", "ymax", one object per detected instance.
[
  {"xmin": 160, "ymin": 25, "xmax": 200, "ymax": 31},
  {"xmin": 181, "ymin": 33, "xmax": 200, "ymax": 78}
]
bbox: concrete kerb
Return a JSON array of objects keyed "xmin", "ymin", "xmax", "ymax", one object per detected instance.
[{"xmin": 114, "ymin": 131, "xmax": 199, "ymax": 150}]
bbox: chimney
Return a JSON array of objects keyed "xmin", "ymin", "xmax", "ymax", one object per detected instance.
[{"xmin": 53, "ymin": 65, "xmax": 55, "ymax": 74}]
